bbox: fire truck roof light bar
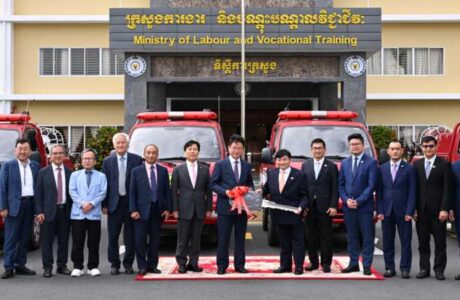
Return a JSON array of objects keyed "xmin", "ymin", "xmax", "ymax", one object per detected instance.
[
  {"xmin": 137, "ymin": 111, "xmax": 217, "ymax": 121},
  {"xmin": 278, "ymin": 111, "xmax": 359, "ymax": 120},
  {"xmin": 0, "ymin": 114, "xmax": 31, "ymax": 122}
]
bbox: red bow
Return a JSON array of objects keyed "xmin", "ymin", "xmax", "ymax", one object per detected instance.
[{"xmin": 228, "ymin": 186, "xmax": 256, "ymax": 220}]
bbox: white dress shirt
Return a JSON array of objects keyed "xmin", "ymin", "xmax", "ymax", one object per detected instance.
[
  {"xmin": 229, "ymin": 156, "xmax": 241, "ymax": 180},
  {"xmin": 186, "ymin": 160, "xmax": 197, "ymax": 188},
  {"xmin": 313, "ymin": 158, "xmax": 325, "ymax": 180},
  {"xmin": 18, "ymin": 159, "xmax": 34, "ymax": 197},
  {"xmin": 52, "ymin": 163, "xmax": 67, "ymax": 203}
]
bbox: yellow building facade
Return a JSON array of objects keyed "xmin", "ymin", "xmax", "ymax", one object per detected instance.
[{"xmin": 1, "ymin": 0, "xmax": 460, "ymax": 149}]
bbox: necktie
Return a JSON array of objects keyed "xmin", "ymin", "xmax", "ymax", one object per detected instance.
[
  {"xmin": 391, "ymin": 163, "xmax": 397, "ymax": 182},
  {"xmin": 56, "ymin": 167, "xmax": 63, "ymax": 204},
  {"xmin": 279, "ymin": 170, "xmax": 285, "ymax": 193},
  {"xmin": 233, "ymin": 160, "xmax": 239, "ymax": 183},
  {"xmin": 315, "ymin": 162, "xmax": 321, "ymax": 180},
  {"xmin": 22, "ymin": 163, "xmax": 27, "ymax": 186},
  {"xmin": 190, "ymin": 163, "xmax": 197, "ymax": 188},
  {"xmin": 425, "ymin": 161, "xmax": 432, "ymax": 179},
  {"xmin": 85, "ymin": 170, "xmax": 92, "ymax": 188},
  {"xmin": 352, "ymin": 157, "xmax": 359, "ymax": 177},
  {"xmin": 119, "ymin": 156, "xmax": 126, "ymax": 196},
  {"xmin": 150, "ymin": 165, "xmax": 158, "ymax": 203}
]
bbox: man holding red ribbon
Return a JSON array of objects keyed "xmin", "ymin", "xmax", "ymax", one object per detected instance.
[{"xmin": 210, "ymin": 134, "xmax": 254, "ymax": 275}]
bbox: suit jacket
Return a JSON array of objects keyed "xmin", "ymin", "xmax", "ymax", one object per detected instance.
[
  {"xmin": 102, "ymin": 152, "xmax": 143, "ymax": 213},
  {"xmin": 171, "ymin": 162, "xmax": 212, "ymax": 220},
  {"xmin": 69, "ymin": 169, "xmax": 107, "ymax": 220},
  {"xmin": 0, "ymin": 159, "xmax": 40, "ymax": 217},
  {"xmin": 414, "ymin": 156, "xmax": 452, "ymax": 216},
  {"xmin": 210, "ymin": 157, "xmax": 254, "ymax": 216},
  {"xmin": 453, "ymin": 161, "xmax": 460, "ymax": 214},
  {"xmin": 34, "ymin": 165, "xmax": 73, "ymax": 221},
  {"xmin": 376, "ymin": 160, "xmax": 417, "ymax": 218},
  {"xmin": 338, "ymin": 153, "xmax": 379, "ymax": 213},
  {"xmin": 301, "ymin": 158, "xmax": 338, "ymax": 213},
  {"xmin": 263, "ymin": 167, "xmax": 308, "ymax": 224},
  {"xmin": 129, "ymin": 163, "xmax": 172, "ymax": 221}
]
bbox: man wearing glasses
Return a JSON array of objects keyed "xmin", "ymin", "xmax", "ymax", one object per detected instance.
[
  {"xmin": 34, "ymin": 145, "xmax": 73, "ymax": 277},
  {"xmin": 414, "ymin": 135, "xmax": 453, "ymax": 280}
]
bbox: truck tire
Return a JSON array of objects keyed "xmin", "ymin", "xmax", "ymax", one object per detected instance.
[
  {"xmin": 267, "ymin": 212, "xmax": 279, "ymax": 247},
  {"xmin": 262, "ymin": 208, "xmax": 268, "ymax": 231},
  {"xmin": 28, "ymin": 218, "xmax": 41, "ymax": 251}
]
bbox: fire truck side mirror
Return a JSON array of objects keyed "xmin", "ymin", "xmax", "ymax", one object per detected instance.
[{"xmin": 261, "ymin": 147, "xmax": 273, "ymax": 164}]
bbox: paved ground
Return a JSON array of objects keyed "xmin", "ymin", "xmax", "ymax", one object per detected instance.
[{"xmin": 1, "ymin": 217, "xmax": 460, "ymax": 300}]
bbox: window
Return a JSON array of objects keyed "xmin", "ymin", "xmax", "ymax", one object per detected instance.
[
  {"xmin": 367, "ymin": 48, "xmax": 444, "ymax": 75},
  {"xmin": 39, "ymin": 48, "xmax": 124, "ymax": 76}
]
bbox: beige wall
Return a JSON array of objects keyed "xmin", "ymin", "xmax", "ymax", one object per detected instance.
[
  {"xmin": 367, "ymin": 100, "xmax": 460, "ymax": 128},
  {"xmin": 13, "ymin": 101, "xmax": 124, "ymax": 126},
  {"xmin": 13, "ymin": 24, "xmax": 124, "ymax": 94},
  {"xmin": 14, "ymin": 0, "xmax": 149, "ymax": 15},
  {"xmin": 335, "ymin": 0, "xmax": 460, "ymax": 14}
]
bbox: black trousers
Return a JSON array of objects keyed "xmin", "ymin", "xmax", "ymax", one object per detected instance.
[
  {"xmin": 41, "ymin": 206, "xmax": 71, "ymax": 269},
  {"xmin": 305, "ymin": 205, "xmax": 333, "ymax": 267},
  {"xmin": 216, "ymin": 213, "xmax": 247, "ymax": 269},
  {"xmin": 134, "ymin": 204, "xmax": 161, "ymax": 270},
  {"xmin": 276, "ymin": 222, "xmax": 305, "ymax": 270},
  {"xmin": 71, "ymin": 219, "xmax": 101, "ymax": 270},
  {"xmin": 175, "ymin": 215, "xmax": 204, "ymax": 266},
  {"xmin": 107, "ymin": 196, "xmax": 135, "ymax": 269},
  {"xmin": 416, "ymin": 210, "xmax": 447, "ymax": 273}
]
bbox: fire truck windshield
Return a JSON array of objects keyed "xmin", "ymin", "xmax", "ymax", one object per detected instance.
[
  {"xmin": 0, "ymin": 129, "xmax": 20, "ymax": 163},
  {"xmin": 129, "ymin": 126, "xmax": 221, "ymax": 161},
  {"xmin": 279, "ymin": 126, "xmax": 373, "ymax": 159}
]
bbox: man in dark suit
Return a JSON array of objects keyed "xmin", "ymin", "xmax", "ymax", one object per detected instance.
[
  {"xmin": 301, "ymin": 138, "xmax": 338, "ymax": 273},
  {"xmin": 102, "ymin": 132, "xmax": 142, "ymax": 275},
  {"xmin": 129, "ymin": 144, "xmax": 172, "ymax": 275},
  {"xmin": 210, "ymin": 134, "xmax": 254, "ymax": 275},
  {"xmin": 262, "ymin": 149, "xmax": 308, "ymax": 275},
  {"xmin": 0, "ymin": 138, "xmax": 40, "ymax": 279},
  {"xmin": 376, "ymin": 140, "xmax": 417, "ymax": 279},
  {"xmin": 414, "ymin": 135, "xmax": 453, "ymax": 280},
  {"xmin": 35, "ymin": 144, "xmax": 73, "ymax": 278},
  {"xmin": 171, "ymin": 140, "xmax": 212, "ymax": 273},
  {"xmin": 338, "ymin": 133, "xmax": 378, "ymax": 276},
  {"xmin": 452, "ymin": 160, "xmax": 460, "ymax": 280}
]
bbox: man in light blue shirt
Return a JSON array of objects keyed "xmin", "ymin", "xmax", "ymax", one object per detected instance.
[{"xmin": 69, "ymin": 149, "xmax": 107, "ymax": 277}]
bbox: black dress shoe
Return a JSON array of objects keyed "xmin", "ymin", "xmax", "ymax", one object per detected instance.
[
  {"xmin": 416, "ymin": 270, "xmax": 430, "ymax": 279},
  {"xmin": 294, "ymin": 269, "xmax": 303, "ymax": 275},
  {"xmin": 304, "ymin": 264, "xmax": 319, "ymax": 272},
  {"xmin": 138, "ymin": 269, "xmax": 147, "ymax": 276},
  {"xmin": 383, "ymin": 269, "xmax": 396, "ymax": 278},
  {"xmin": 273, "ymin": 267, "xmax": 291, "ymax": 273},
  {"xmin": 235, "ymin": 267, "xmax": 248, "ymax": 274},
  {"xmin": 15, "ymin": 266, "xmax": 36, "ymax": 276},
  {"xmin": 363, "ymin": 266, "xmax": 372, "ymax": 276},
  {"xmin": 435, "ymin": 272, "xmax": 445, "ymax": 281},
  {"xmin": 147, "ymin": 267, "xmax": 161, "ymax": 274},
  {"xmin": 56, "ymin": 266, "xmax": 72, "ymax": 275},
  {"xmin": 341, "ymin": 265, "xmax": 360, "ymax": 273},
  {"xmin": 43, "ymin": 268, "xmax": 52, "ymax": 278},
  {"xmin": 110, "ymin": 267, "xmax": 119, "ymax": 275},
  {"xmin": 217, "ymin": 268, "xmax": 226, "ymax": 275},
  {"xmin": 178, "ymin": 265, "xmax": 187, "ymax": 274},
  {"xmin": 401, "ymin": 271, "xmax": 410, "ymax": 279},
  {"xmin": 124, "ymin": 267, "xmax": 134, "ymax": 274},
  {"xmin": 1, "ymin": 269, "xmax": 14, "ymax": 279},
  {"xmin": 322, "ymin": 265, "xmax": 331, "ymax": 273},
  {"xmin": 187, "ymin": 264, "xmax": 203, "ymax": 272}
]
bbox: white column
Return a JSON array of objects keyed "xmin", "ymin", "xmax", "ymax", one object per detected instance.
[{"xmin": 0, "ymin": 0, "xmax": 13, "ymax": 113}]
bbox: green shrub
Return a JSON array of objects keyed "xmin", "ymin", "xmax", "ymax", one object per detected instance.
[
  {"xmin": 86, "ymin": 126, "xmax": 120, "ymax": 170},
  {"xmin": 370, "ymin": 126, "xmax": 397, "ymax": 150}
]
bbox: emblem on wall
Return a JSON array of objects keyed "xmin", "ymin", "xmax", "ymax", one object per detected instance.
[
  {"xmin": 344, "ymin": 55, "xmax": 366, "ymax": 77},
  {"xmin": 124, "ymin": 55, "xmax": 147, "ymax": 77}
]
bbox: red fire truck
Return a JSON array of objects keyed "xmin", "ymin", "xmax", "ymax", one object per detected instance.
[
  {"xmin": 0, "ymin": 113, "xmax": 50, "ymax": 250},
  {"xmin": 128, "ymin": 111, "xmax": 226, "ymax": 242},
  {"xmin": 259, "ymin": 111, "xmax": 377, "ymax": 246}
]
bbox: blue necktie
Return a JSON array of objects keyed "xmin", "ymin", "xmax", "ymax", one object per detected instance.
[
  {"xmin": 150, "ymin": 165, "xmax": 158, "ymax": 203},
  {"xmin": 85, "ymin": 170, "xmax": 92, "ymax": 188},
  {"xmin": 352, "ymin": 157, "xmax": 358, "ymax": 177},
  {"xmin": 233, "ymin": 160, "xmax": 239, "ymax": 183}
]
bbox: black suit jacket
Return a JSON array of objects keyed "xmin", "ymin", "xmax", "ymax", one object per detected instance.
[
  {"xmin": 263, "ymin": 167, "xmax": 309, "ymax": 225},
  {"xmin": 301, "ymin": 158, "xmax": 338, "ymax": 213},
  {"xmin": 102, "ymin": 152, "xmax": 143, "ymax": 213},
  {"xmin": 414, "ymin": 156, "xmax": 453, "ymax": 216},
  {"xmin": 34, "ymin": 165, "xmax": 72, "ymax": 221},
  {"xmin": 171, "ymin": 162, "xmax": 212, "ymax": 220}
]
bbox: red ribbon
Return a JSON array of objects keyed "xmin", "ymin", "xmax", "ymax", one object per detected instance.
[{"xmin": 228, "ymin": 186, "xmax": 256, "ymax": 220}]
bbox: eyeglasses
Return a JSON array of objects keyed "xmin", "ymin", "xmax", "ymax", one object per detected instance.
[
  {"xmin": 82, "ymin": 157, "xmax": 95, "ymax": 161},
  {"xmin": 51, "ymin": 152, "xmax": 65, "ymax": 155},
  {"xmin": 422, "ymin": 144, "xmax": 436, "ymax": 149}
]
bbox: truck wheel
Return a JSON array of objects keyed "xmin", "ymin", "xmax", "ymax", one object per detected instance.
[
  {"xmin": 28, "ymin": 218, "xmax": 41, "ymax": 251},
  {"xmin": 262, "ymin": 208, "xmax": 268, "ymax": 231},
  {"xmin": 267, "ymin": 212, "xmax": 279, "ymax": 247}
]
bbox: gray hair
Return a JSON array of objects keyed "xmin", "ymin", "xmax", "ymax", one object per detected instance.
[{"xmin": 112, "ymin": 132, "xmax": 130, "ymax": 144}]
